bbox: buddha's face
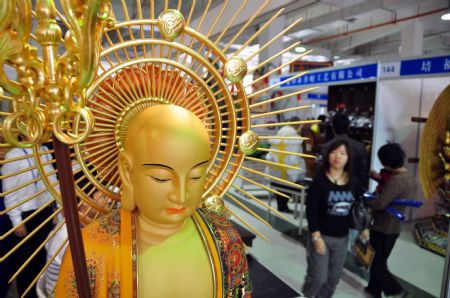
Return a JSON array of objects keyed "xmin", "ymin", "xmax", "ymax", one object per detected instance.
[{"xmin": 118, "ymin": 105, "xmax": 210, "ymax": 226}]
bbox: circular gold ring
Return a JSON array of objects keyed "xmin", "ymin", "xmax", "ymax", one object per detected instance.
[
  {"xmin": 2, "ymin": 111, "xmax": 44, "ymax": 148},
  {"xmin": 53, "ymin": 106, "xmax": 95, "ymax": 145}
]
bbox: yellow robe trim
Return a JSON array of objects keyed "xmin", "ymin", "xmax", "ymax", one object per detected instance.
[{"xmin": 55, "ymin": 209, "xmax": 223, "ymax": 297}]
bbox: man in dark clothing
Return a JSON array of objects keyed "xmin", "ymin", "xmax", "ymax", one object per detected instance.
[{"xmin": 321, "ymin": 113, "xmax": 369, "ymax": 188}]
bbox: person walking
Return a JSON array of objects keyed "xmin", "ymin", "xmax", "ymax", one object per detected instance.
[
  {"xmin": 365, "ymin": 143, "xmax": 416, "ymax": 298},
  {"xmin": 303, "ymin": 139, "xmax": 363, "ymax": 298}
]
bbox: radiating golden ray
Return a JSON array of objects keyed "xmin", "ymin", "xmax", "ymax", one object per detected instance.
[
  {"xmin": 126, "ymin": 65, "xmax": 146, "ymax": 100},
  {"xmin": 79, "ymin": 145, "xmax": 118, "ymax": 170},
  {"xmin": 230, "ymin": 184, "xmax": 288, "ymax": 220},
  {"xmin": 0, "ymin": 199, "xmax": 56, "ymax": 253},
  {"xmin": 244, "ymin": 156, "xmax": 302, "ymax": 172},
  {"xmin": 101, "ymin": 81, "xmax": 133, "ymax": 106},
  {"xmin": 97, "ymin": 82, "xmax": 130, "ymax": 108},
  {"xmin": 247, "ymin": 51, "xmax": 312, "ymax": 87},
  {"xmin": 82, "ymin": 137, "xmax": 116, "ymax": 148},
  {"xmin": 259, "ymin": 136, "xmax": 309, "ymax": 141},
  {"xmin": 120, "ymin": 0, "xmax": 140, "ymax": 58},
  {"xmin": 89, "ymin": 100, "xmax": 121, "ymax": 116},
  {"xmin": 1, "ymin": 165, "xmax": 41, "ymax": 180},
  {"xmin": 29, "ymin": 220, "xmax": 67, "ymax": 296},
  {"xmin": 221, "ymin": 0, "xmax": 269, "ymax": 54},
  {"xmin": 1, "ymin": 149, "xmax": 56, "ymax": 165},
  {"xmin": 98, "ymin": 62, "xmax": 108, "ymax": 74},
  {"xmin": 150, "ymin": 0, "xmax": 155, "ymax": 19},
  {"xmin": 248, "ymin": 72, "xmax": 309, "ymax": 100},
  {"xmin": 241, "ymin": 17, "xmax": 304, "ymax": 60},
  {"xmin": 234, "ymin": 173, "xmax": 289, "ymax": 199},
  {"xmin": 234, "ymin": 8, "xmax": 284, "ymax": 57},
  {"xmin": 103, "ymin": 55, "xmax": 118, "ymax": 70},
  {"xmin": 226, "ymin": 207, "xmax": 268, "ymax": 241},
  {"xmin": 7, "ymin": 207, "xmax": 61, "ymax": 282},
  {"xmin": 251, "ymin": 105, "xmax": 313, "ymax": 119},
  {"xmin": 1, "ymin": 176, "xmax": 44, "ymax": 199},
  {"xmin": 225, "ymin": 192, "xmax": 271, "ymax": 227},
  {"xmin": 181, "ymin": 0, "xmax": 230, "ymax": 71},
  {"xmin": 258, "ymin": 147, "xmax": 316, "ymax": 159},
  {"xmin": 247, "ymin": 41, "xmax": 301, "ymax": 69},
  {"xmin": 252, "ymin": 119, "xmax": 320, "ymax": 129},
  {"xmin": 113, "ymin": 27, "xmax": 132, "ymax": 61},
  {"xmin": 116, "ymin": 68, "xmax": 142, "ymax": 103},
  {"xmin": 104, "ymin": 32, "xmax": 123, "ymax": 63},
  {"xmin": 88, "ymin": 113, "xmax": 116, "ymax": 124},
  {"xmin": 241, "ymin": 166, "xmax": 305, "ymax": 189},
  {"xmin": 206, "ymin": 0, "xmax": 230, "ymax": 37},
  {"xmin": 250, "ymin": 87, "xmax": 319, "ymax": 109}
]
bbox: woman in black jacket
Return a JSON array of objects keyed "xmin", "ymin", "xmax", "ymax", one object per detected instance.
[{"xmin": 302, "ymin": 139, "xmax": 362, "ymax": 298}]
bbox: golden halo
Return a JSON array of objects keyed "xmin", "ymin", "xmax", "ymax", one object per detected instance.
[
  {"xmin": 60, "ymin": 17, "xmax": 250, "ymax": 207},
  {"xmin": 419, "ymin": 84, "xmax": 450, "ymax": 198}
]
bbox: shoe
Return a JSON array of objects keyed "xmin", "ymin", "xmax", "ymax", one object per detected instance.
[
  {"xmin": 278, "ymin": 207, "xmax": 293, "ymax": 214},
  {"xmin": 364, "ymin": 287, "xmax": 381, "ymax": 298}
]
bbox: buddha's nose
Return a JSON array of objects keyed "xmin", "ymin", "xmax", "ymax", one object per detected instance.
[{"xmin": 169, "ymin": 182, "xmax": 188, "ymax": 205}]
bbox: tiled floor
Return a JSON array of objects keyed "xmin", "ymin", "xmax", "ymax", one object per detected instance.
[{"xmin": 228, "ymin": 190, "xmax": 444, "ymax": 298}]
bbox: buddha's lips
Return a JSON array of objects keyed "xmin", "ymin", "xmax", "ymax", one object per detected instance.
[{"xmin": 166, "ymin": 207, "xmax": 187, "ymax": 214}]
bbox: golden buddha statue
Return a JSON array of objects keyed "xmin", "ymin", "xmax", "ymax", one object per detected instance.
[
  {"xmin": 0, "ymin": 2, "xmax": 315, "ymax": 296},
  {"xmin": 55, "ymin": 105, "xmax": 251, "ymax": 297}
]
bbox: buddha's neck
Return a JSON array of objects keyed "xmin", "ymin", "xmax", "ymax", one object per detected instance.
[{"xmin": 137, "ymin": 213, "xmax": 185, "ymax": 248}]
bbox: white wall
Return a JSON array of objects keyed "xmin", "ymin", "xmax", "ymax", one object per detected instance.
[{"xmin": 372, "ymin": 76, "xmax": 450, "ymax": 219}]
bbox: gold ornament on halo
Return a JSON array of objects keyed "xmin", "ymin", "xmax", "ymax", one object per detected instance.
[
  {"xmin": 157, "ymin": 9, "xmax": 185, "ymax": 40},
  {"xmin": 224, "ymin": 57, "xmax": 247, "ymax": 83},
  {"xmin": 239, "ymin": 131, "xmax": 260, "ymax": 155},
  {"xmin": 203, "ymin": 195, "xmax": 230, "ymax": 218}
]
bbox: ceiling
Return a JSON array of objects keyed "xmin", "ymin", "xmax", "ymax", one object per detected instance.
[{"xmin": 111, "ymin": 0, "xmax": 450, "ymax": 66}]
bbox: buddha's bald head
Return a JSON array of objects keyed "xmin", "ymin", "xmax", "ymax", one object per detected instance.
[
  {"xmin": 118, "ymin": 105, "xmax": 211, "ymax": 218},
  {"xmin": 124, "ymin": 105, "xmax": 210, "ymax": 156}
]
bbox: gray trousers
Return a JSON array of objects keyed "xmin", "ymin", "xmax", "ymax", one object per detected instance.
[{"xmin": 302, "ymin": 235, "xmax": 349, "ymax": 298}]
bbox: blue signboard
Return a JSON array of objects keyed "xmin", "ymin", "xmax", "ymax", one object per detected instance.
[
  {"xmin": 400, "ymin": 55, "xmax": 450, "ymax": 76},
  {"xmin": 279, "ymin": 63, "xmax": 377, "ymax": 87},
  {"xmin": 306, "ymin": 93, "xmax": 328, "ymax": 100}
]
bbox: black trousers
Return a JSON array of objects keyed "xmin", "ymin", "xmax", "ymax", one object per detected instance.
[
  {"xmin": 275, "ymin": 194, "xmax": 289, "ymax": 210},
  {"xmin": 13, "ymin": 207, "xmax": 53, "ymax": 298},
  {"xmin": 366, "ymin": 230, "xmax": 403, "ymax": 297},
  {"xmin": 0, "ymin": 214, "xmax": 14, "ymax": 298}
]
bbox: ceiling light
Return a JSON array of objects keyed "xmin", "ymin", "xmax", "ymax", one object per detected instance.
[
  {"xmin": 295, "ymin": 46, "xmax": 307, "ymax": 53},
  {"xmin": 441, "ymin": 13, "xmax": 450, "ymax": 20}
]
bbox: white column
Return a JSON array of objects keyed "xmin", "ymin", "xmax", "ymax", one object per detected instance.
[{"xmin": 400, "ymin": 19, "xmax": 423, "ymax": 58}]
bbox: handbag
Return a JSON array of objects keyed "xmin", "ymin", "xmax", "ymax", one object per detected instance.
[
  {"xmin": 354, "ymin": 237, "xmax": 375, "ymax": 269},
  {"xmin": 350, "ymin": 195, "xmax": 373, "ymax": 230}
]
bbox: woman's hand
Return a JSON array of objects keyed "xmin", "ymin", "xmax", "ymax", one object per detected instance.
[
  {"xmin": 359, "ymin": 229, "xmax": 370, "ymax": 242},
  {"xmin": 313, "ymin": 237, "xmax": 326, "ymax": 255}
]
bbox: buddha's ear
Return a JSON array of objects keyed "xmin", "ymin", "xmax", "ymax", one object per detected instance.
[{"xmin": 118, "ymin": 151, "xmax": 135, "ymax": 211}]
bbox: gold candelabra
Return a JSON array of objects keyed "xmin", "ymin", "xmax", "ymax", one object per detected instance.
[{"xmin": 0, "ymin": 0, "xmax": 112, "ymax": 148}]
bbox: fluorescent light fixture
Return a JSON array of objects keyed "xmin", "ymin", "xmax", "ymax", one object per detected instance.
[
  {"xmin": 441, "ymin": 13, "xmax": 450, "ymax": 20},
  {"xmin": 295, "ymin": 46, "xmax": 307, "ymax": 53},
  {"xmin": 289, "ymin": 28, "xmax": 321, "ymax": 39},
  {"xmin": 283, "ymin": 36, "xmax": 293, "ymax": 42},
  {"xmin": 301, "ymin": 55, "xmax": 328, "ymax": 62}
]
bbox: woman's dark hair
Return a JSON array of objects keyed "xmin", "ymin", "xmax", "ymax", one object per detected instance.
[
  {"xmin": 320, "ymin": 139, "xmax": 352, "ymax": 177},
  {"xmin": 377, "ymin": 143, "xmax": 405, "ymax": 168}
]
